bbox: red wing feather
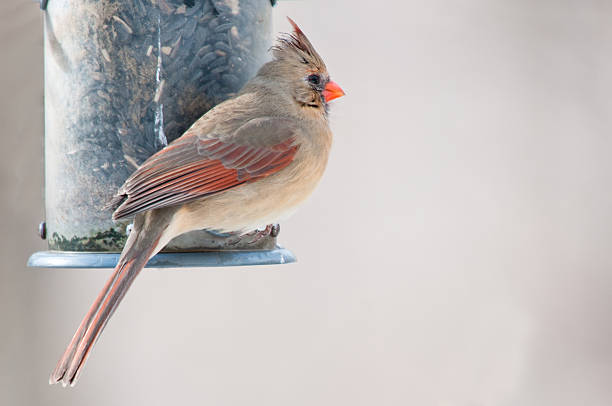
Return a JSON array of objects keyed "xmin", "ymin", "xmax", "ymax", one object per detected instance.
[{"xmin": 111, "ymin": 131, "xmax": 298, "ymax": 220}]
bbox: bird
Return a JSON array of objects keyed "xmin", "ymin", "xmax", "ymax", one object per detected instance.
[{"xmin": 49, "ymin": 17, "xmax": 344, "ymax": 387}]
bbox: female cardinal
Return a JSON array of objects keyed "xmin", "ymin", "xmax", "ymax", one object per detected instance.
[{"xmin": 49, "ymin": 18, "xmax": 344, "ymax": 387}]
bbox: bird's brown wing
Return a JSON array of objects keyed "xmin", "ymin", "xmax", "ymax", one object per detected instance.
[{"xmin": 110, "ymin": 116, "xmax": 300, "ymax": 220}]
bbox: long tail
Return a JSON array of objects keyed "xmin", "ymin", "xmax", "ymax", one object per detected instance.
[{"xmin": 49, "ymin": 209, "xmax": 173, "ymax": 387}]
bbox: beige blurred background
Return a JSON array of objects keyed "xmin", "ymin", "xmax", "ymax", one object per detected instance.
[{"xmin": 2, "ymin": 0, "xmax": 612, "ymax": 405}]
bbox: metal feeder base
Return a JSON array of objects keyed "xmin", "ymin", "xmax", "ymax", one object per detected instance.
[{"xmin": 27, "ymin": 247, "xmax": 296, "ymax": 269}]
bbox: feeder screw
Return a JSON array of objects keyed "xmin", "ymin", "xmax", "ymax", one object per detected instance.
[{"xmin": 38, "ymin": 221, "xmax": 47, "ymax": 239}]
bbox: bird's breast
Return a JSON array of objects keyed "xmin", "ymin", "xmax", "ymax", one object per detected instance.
[{"xmin": 176, "ymin": 130, "xmax": 332, "ymax": 234}]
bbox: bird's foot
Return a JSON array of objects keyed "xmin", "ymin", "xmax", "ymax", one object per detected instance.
[{"xmin": 226, "ymin": 224, "xmax": 280, "ymax": 246}]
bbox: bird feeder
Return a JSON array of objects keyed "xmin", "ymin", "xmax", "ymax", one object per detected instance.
[{"xmin": 28, "ymin": 0, "xmax": 295, "ymax": 268}]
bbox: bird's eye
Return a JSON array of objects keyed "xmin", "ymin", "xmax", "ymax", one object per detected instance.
[{"xmin": 307, "ymin": 74, "xmax": 321, "ymax": 85}]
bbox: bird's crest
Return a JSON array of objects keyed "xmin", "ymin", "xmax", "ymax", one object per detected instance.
[{"xmin": 272, "ymin": 17, "xmax": 326, "ymax": 70}]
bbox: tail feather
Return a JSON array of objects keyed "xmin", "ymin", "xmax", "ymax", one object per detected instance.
[
  {"xmin": 49, "ymin": 268, "xmax": 124, "ymax": 384},
  {"xmin": 66, "ymin": 256, "xmax": 144, "ymax": 386},
  {"xmin": 50, "ymin": 209, "xmax": 172, "ymax": 387},
  {"xmin": 50, "ymin": 254, "xmax": 151, "ymax": 387}
]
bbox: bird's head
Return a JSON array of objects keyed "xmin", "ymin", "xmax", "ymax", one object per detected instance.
[{"xmin": 266, "ymin": 18, "xmax": 345, "ymax": 112}]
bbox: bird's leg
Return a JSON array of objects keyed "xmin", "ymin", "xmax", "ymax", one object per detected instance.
[
  {"xmin": 247, "ymin": 224, "xmax": 272, "ymax": 245},
  {"xmin": 226, "ymin": 224, "xmax": 280, "ymax": 246},
  {"xmin": 225, "ymin": 227, "xmax": 267, "ymax": 246},
  {"xmin": 246, "ymin": 223, "xmax": 281, "ymax": 244}
]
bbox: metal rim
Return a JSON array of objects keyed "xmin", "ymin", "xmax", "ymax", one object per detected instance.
[{"xmin": 27, "ymin": 247, "xmax": 297, "ymax": 268}]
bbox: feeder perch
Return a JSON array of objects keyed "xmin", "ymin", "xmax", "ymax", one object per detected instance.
[{"xmin": 28, "ymin": 0, "xmax": 296, "ymax": 268}]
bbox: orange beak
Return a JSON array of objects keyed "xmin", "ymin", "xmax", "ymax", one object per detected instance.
[{"xmin": 322, "ymin": 80, "xmax": 345, "ymax": 102}]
